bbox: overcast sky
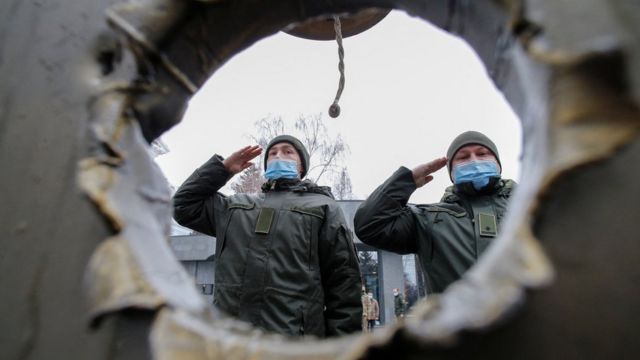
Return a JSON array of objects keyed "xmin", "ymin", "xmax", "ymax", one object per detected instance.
[{"xmin": 154, "ymin": 10, "xmax": 522, "ymax": 204}]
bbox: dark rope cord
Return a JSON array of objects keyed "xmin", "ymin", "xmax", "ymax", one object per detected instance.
[{"xmin": 329, "ymin": 15, "xmax": 345, "ymax": 118}]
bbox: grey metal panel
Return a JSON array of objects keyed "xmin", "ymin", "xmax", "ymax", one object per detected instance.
[
  {"xmin": 378, "ymin": 250, "xmax": 404, "ymax": 326},
  {"xmin": 181, "ymin": 261, "xmax": 198, "ymax": 278},
  {"xmin": 201, "ymin": 294, "xmax": 214, "ymax": 305},
  {"xmin": 337, "ymin": 200, "xmax": 364, "ymax": 243},
  {"xmin": 195, "ymin": 261, "xmax": 215, "ymax": 284},
  {"xmin": 169, "ymin": 234, "xmax": 216, "ymax": 260}
]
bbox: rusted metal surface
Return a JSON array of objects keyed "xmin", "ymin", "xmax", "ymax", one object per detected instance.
[
  {"xmin": 1, "ymin": 0, "xmax": 638, "ymax": 359},
  {"xmin": 79, "ymin": 91, "xmax": 206, "ymax": 319},
  {"xmin": 150, "ymin": 308, "xmax": 361, "ymax": 360},
  {"xmin": 283, "ymin": 8, "xmax": 391, "ymax": 41}
]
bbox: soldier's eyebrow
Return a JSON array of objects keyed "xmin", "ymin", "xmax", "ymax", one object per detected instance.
[{"xmin": 455, "ymin": 150, "xmax": 470, "ymax": 158}]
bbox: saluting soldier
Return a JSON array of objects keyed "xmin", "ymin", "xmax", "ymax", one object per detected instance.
[
  {"xmin": 354, "ymin": 131, "xmax": 516, "ymax": 295},
  {"xmin": 174, "ymin": 135, "xmax": 363, "ymax": 337}
]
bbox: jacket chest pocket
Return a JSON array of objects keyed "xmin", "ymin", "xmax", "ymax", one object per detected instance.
[
  {"xmin": 425, "ymin": 207, "xmax": 471, "ymax": 260},
  {"xmin": 220, "ymin": 202, "xmax": 257, "ymax": 257},
  {"xmin": 288, "ymin": 206, "xmax": 325, "ymax": 271}
]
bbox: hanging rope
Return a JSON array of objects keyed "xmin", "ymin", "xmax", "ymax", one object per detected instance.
[{"xmin": 329, "ymin": 15, "xmax": 345, "ymax": 118}]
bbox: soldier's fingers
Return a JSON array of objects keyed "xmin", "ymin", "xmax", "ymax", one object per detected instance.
[
  {"xmin": 244, "ymin": 144, "xmax": 261, "ymax": 152},
  {"xmin": 236, "ymin": 145, "xmax": 252, "ymax": 154},
  {"xmin": 242, "ymin": 145, "xmax": 262, "ymax": 157},
  {"xmin": 431, "ymin": 156, "xmax": 447, "ymax": 167},
  {"xmin": 247, "ymin": 146, "xmax": 262, "ymax": 158},
  {"xmin": 426, "ymin": 157, "xmax": 447, "ymax": 172},
  {"xmin": 244, "ymin": 145, "xmax": 262, "ymax": 154},
  {"xmin": 229, "ymin": 146, "xmax": 251, "ymax": 161}
]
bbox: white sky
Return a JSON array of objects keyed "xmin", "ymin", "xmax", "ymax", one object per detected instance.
[{"xmin": 155, "ymin": 10, "xmax": 522, "ymax": 204}]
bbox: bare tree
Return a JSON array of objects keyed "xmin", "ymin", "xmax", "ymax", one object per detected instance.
[
  {"xmin": 230, "ymin": 164, "xmax": 263, "ymax": 194},
  {"xmin": 230, "ymin": 114, "xmax": 353, "ymax": 197},
  {"xmin": 358, "ymin": 251, "xmax": 378, "ymax": 276},
  {"xmin": 294, "ymin": 114, "xmax": 348, "ymax": 185},
  {"xmin": 250, "ymin": 116, "xmax": 286, "ymax": 149},
  {"xmin": 333, "ymin": 167, "xmax": 354, "ymax": 200}
]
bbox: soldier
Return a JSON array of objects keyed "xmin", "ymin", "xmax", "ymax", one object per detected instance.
[
  {"xmin": 354, "ymin": 131, "xmax": 516, "ymax": 295},
  {"xmin": 393, "ymin": 288, "xmax": 406, "ymax": 319},
  {"xmin": 173, "ymin": 135, "xmax": 363, "ymax": 337}
]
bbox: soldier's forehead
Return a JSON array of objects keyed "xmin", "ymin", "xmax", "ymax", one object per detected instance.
[
  {"xmin": 458, "ymin": 144, "xmax": 491, "ymax": 152},
  {"xmin": 270, "ymin": 142, "xmax": 295, "ymax": 150}
]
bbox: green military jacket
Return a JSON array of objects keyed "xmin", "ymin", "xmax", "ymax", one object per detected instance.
[
  {"xmin": 173, "ymin": 155, "xmax": 362, "ymax": 337},
  {"xmin": 394, "ymin": 294, "xmax": 405, "ymax": 316},
  {"xmin": 354, "ymin": 167, "xmax": 515, "ymax": 294}
]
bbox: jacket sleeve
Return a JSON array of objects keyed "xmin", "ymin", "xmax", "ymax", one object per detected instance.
[
  {"xmin": 353, "ymin": 167, "xmax": 419, "ymax": 254},
  {"xmin": 319, "ymin": 205, "xmax": 364, "ymax": 337},
  {"xmin": 374, "ymin": 300, "xmax": 379, "ymax": 319},
  {"xmin": 172, "ymin": 155, "xmax": 231, "ymax": 237}
]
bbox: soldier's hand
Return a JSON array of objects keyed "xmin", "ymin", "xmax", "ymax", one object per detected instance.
[
  {"xmin": 223, "ymin": 145, "xmax": 262, "ymax": 175},
  {"xmin": 411, "ymin": 157, "xmax": 447, "ymax": 188}
]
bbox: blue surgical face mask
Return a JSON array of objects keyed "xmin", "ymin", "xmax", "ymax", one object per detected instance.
[
  {"xmin": 264, "ymin": 159, "xmax": 299, "ymax": 180},
  {"xmin": 452, "ymin": 160, "xmax": 500, "ymax": 190}
]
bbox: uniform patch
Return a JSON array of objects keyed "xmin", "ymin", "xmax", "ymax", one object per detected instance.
[
  {"xmin": 478, "ymin": 212, "xmax": 497, "ymax": 237},
  {"xmin": 255, "ymin": 207, "xmax": 275, "ymax": 234}
]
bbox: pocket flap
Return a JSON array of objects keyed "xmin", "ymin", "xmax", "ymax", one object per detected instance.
[
  {"xmin": 290, "ymin": 206, "xmax": 324, "ymax": 219},
  {"xmin": 228, "ymin": 202, "xmax": 255, "ymax": 210}
]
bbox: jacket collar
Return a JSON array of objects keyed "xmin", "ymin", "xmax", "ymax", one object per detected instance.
[
  {"xmin": 261, "ymin": 178, "xmax": 335, "ymax": 199},
  {"xmin": 441, "ymin": 177, "xmax": 505, "ymax": 203}
]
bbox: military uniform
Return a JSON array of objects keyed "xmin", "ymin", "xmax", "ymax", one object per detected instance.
[
  {"xmin": 174, "ymin": 154, "xmax": 362, "ymax": 337},
  {"xmin": 394, "ymin": 294, "xmax": 405, "ymax": 318},
  {"xmin": 354, "ymin": 167, "xmax": 515, "ymax": 295}
]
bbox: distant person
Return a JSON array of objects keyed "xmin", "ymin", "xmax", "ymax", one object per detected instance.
[
  {"xmin": 366, "ymin": 292, "xmax": 379, "ymax": 330},
  {"xmin": 173, "ymin": 135, "xmax": 363, "ymax": 337},
  {"xmin": 361, "ymin": 287, "xmax": 372, "ymax": 332},
  {"xmin": 354, "ymin": 131, "xmax": 516, "ymax": 295},
  {"xmin": 393, "ymin": 288, "xmax": 406, "ymax": 319}
]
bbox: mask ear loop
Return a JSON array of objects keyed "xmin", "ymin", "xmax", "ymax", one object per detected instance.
[{"xmin": 328, "ymin": 15, "xmax": 345, "ymax": 118}]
